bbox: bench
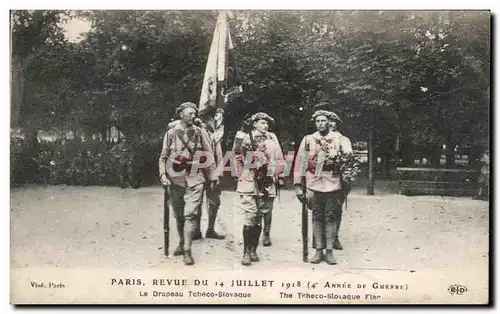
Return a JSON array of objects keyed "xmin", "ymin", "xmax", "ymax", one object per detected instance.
[{"xmin": 396, "ymin": 167, "xmax": 478, "ymax": 196}]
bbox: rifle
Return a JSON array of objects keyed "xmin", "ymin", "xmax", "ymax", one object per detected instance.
[
  {"xmin": 301, "ymin": 136, "xmax": 310, "ymax": 263},
  {"xmin": 163, "ymin": 185, "xmax": 170, "ymax": 257}
]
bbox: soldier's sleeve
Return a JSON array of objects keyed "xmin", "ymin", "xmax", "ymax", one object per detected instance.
[
  {"xmin": 232, "ymin": 131, "xmax": 248, "ymax": 178},
  {"xmin": 342, "ymin": 136, "xmax": 353, "ymax": 154},
  {"xmin": 168, "ymin": 120, "xmax": 181, "ymax": 130},
  {"xmin": 293, "ymin": 136, "xmax": 308, "ymax": 185},
  {"xmin": 199, "ymin": 128, "xmax": 217, "ymax": 181},
  {"xmin": 232, "ymin": 131, "xmax": 246, "ymax": 153},
  {"xmin": 158, "ymin": 130, "xmax": 172, "ymax": 180},
  {"xmin": 214, "ymin": 140, "xmax": 224, "ymax": 178},
  {"xmin": 269, "ymin": 132, "xmax": 286, "ymax": 178}
]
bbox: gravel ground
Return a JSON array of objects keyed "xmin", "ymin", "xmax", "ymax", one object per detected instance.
[
  {"xmin": 10, "ymin": 185, "xmax": 490, "ymax": 304},
  {"xmin": 10, "ymin": 184, "xmax": 489, "ymax": 273}
]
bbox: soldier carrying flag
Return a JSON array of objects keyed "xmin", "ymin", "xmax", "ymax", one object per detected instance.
[
  {"xmin": 192, "ymin": 10, "xmax": 242, "ymax": 240},
  {"xmin": 160, "ymin": 10, "xmax": 243, "ymax": 264}
]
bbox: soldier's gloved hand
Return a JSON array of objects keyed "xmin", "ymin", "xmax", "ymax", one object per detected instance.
[
  {"xmin": 209, "ymin": 179, "xmax": 219, "ymax": 191},
  {"xmin": 160, "ymin": 174, "xmax": 171, "ymax": 187},
  {"xmin": 294, "ymin": 184, "xmax": 306, "ymax": 204},
  {"xmin": 342, "ymin": 180, "xmax": 352, "ymax": 194},
  {"xmin": 278, "ymin": 177, "xmax": 285, "ymax": 187}
]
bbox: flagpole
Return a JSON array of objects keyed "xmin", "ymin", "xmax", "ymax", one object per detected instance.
[{"xmin": 198, "ymin": 11, "xmax": 227, "ymax": 234}]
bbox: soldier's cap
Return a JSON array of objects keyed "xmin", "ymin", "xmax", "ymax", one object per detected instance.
[
  {"xmin": 176, "ymin": 102, "xmax": 198, "ymax": 116},
  {"xmin": 250, "ymin": 112, "xmax": 274, "ymax": 123},
  {"xmin": 311, "ymin": 110, "xmax": 332, "ymax": 120},
  {"xmin": 216, "ymin": 108, "xmax": 224, "ymax": 114},
  {"xmin": 328, "ymin": 111, "xmax": 343, "ymax": 123}
]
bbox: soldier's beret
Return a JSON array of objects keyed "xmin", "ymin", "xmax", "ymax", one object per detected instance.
[
  {"xmin": 176, "ymin": 102, "xmax": 198, "ymax": 116},
  {"xmin": 311, "ymin": 110, "xmax": 332, "ymax": 120},
  {"xmin": 328, "ymin": 111, "xmax": 343, "ymax": 123},
  {"xmin": 250, "ymin": 112, "xmax": 274, "ymax": 123}
]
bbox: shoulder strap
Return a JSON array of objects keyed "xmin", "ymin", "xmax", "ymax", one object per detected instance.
[
  {"xmin": 193, "ymin": 126, "xmax": 202, "ymax": 153},
  {"xmin": 249, "ymin": 130, "xmax": 258, "ymax": 150},
  {"xmin": 176, "ymin": 127, "xmax": 200, "ymax": 157}
]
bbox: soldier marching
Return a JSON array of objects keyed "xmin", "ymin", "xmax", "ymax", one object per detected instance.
[
  {"xmin": 293, "ymin": 110, "xmax": 353, "ymax": 264},
  {"xmin": 232, "ymin": 112, "xmax": 285, "ymax": 266},
  {"xmin": 167, "ymin": 107, "xmax": 226, "ymax": 240},
  {"xmin": 159, "ymin": 104, "xmax": 356, "ymax": 267},
  {"xmin": 159, "ymin": 102, "xmax": 218, "ymax": 266}
]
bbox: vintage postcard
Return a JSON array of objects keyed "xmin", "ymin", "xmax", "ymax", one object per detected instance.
[{"xmin": 9, "ymin": 9, "xmax": 491, "ymax": 304}]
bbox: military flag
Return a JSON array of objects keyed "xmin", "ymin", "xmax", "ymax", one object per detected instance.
[{"xmin": 198, "ymin": 11, "xmax": 242, "ymax": 140}]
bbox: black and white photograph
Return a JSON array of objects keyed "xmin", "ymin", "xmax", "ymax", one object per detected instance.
[{"xmin": 9, "ymin": 8, "xmax": 491, "ymax": 304}]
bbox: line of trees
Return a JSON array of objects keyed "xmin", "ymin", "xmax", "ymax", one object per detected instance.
[{"xmin": 11, "ymin": 10, "xmax": 490, "ymax": 168}]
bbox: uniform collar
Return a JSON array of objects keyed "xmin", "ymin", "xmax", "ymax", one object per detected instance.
[
  {"xmin": 251, "ymin": 129, "xmax": 268, "ymax": 137},
  {"xmin": 312, "ymin": 130, "xmax": 343, "ymax": 140},
  {"xmin": 175, "ymin": 122, "xmax": 197, "ymax": 130},
  {"xmin": 312, "ymin": 130, "xmax": 334, "ymax": 140}
]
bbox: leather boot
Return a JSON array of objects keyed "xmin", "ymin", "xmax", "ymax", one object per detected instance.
[
  {"xmin": 262, "ymin": 212, "xmax": 272, "ymax": 246},
  {"xmin": 241, "ymin": 226, "xmax": 252, "ymax": 266},
  {"xmin": 309, "ymin": 249, "xmax": 323, "ymax": 264},
  {"xmin": 206, "ymin": 206, "xmax": 225, "ymax": 240},
  {"xmin": 250, "ymin": 225, "xmax": 262, "ymax": 262},
  {"xmin": 333, "ymin": 238, "xmax": 343, "ymax": 250},
  {"xmin": 183, "ymin": 219, "xmax": 195, "ymax": 265},
  {"xmin": 192, "ymin": 213, "xmax": 202, "ymax": 240},
  {"xmin": 174, "ymin": 219, "xmax": 185, "ymax": 256},
  {"xmin": 183, "ymin": 250, "xmax": 195, "ymax": 266},
  {"xmin": 324, "ymin": 249, "xmax": 337, "ymax": 265},
  {"xmin": 173, "ymin": 243, "xmax": 184, "ymax": 256},
  {"xmin": 206, "ymin": 229, "xmax": 225, "ymax": 239}
]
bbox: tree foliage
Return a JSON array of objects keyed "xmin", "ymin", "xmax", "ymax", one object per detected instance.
[{"xmin": 13, "ymin": 10, "xmax": 490, "ymax": 159}]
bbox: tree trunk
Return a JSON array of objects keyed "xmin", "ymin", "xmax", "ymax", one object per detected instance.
[
  {"xmin": 100, "ymin": 125, "xmax": 108, "ymax": 142},
  {"xmin": 445, "ymin": 136, "xmax": 455, "ymax": 168},
  {"xmin": 367, "ymin": 127, "xmax": 375, "ymax": 195},
  {"xmin": 395, "ymin": 131, "xmax": 401, "ymax": 157},
  {"xmin": 11, "ymin": 54, "xmax": 24, "ymax": 129}
]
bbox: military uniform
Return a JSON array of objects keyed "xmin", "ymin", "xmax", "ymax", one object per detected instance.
[
  {"xmin": 195, "ymin": 109, "xmax": 226, "ymax": 240},
  {"xmin": 159, "ymin": 102, "xmax": 217, "ymax": 265},
  {"xmin": 168, "ymin": 111, "xmax": 225, "ymax": 241},
  {"xmin": 327, "ymin": 111, "xmax": 351, "ymax": 250},
  {"xmin": 293, "ymin": 110, "xmax": 352, "ymax": 265},
  {"xmin": 232, "ymin": 112, "xmax": 285, "ymax": 266}
]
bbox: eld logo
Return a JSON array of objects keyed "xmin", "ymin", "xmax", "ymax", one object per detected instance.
[{"xmin": 448, "ymin": 284, "xmax": 468, "ymax": 295}]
